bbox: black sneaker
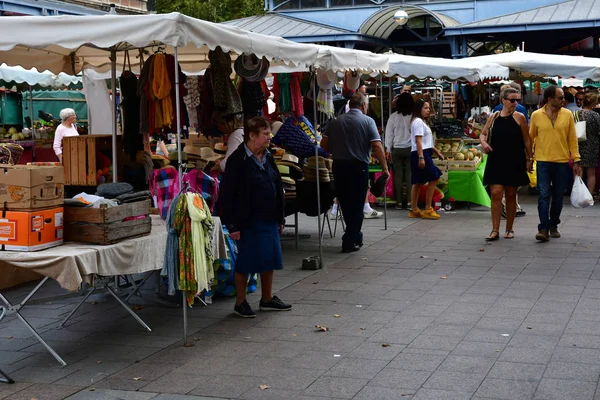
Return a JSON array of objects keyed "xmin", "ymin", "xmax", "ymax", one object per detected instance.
[
  {"xmin": 501, "ymin": 205, "xmax": 507, "ymax": 219},
  {"xmin": 234, "ymin": 300, "xmax": 256, "ymax": 318},
  {"xmin": 516, "ymin": 209, "xmax": 526, "ymax": 217},
  {"xmin": 259, "ymin": 295, "xmax": 292, "ymax": 311}
]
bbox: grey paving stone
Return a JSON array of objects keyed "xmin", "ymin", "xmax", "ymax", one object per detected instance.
[
  {"xmin": 433, "ymin": 313, "xmax": 481, "ymax": 326},
  {"xmin": 369, "ymin": 368, "xmax": 432, "ymax": 390},
  {"xmin": 349, "ymin": 341, "xmax": 404, "ymax": 360},
  {"xmin": 140, "ymin": 372, "xmax": 208, "ymax": 395},
  {"xmin": 94, "ymin": 363, "xmax": 177, "ymax": 391},
  {"xmin": 153, "ymin": 395, "xmax": 225, "ymax": 400},
  {"xmin": 66, "ymin": 391, "xmax": 158, "ymax": 400},
  {"xmin": 366, "ymin": 327, "xmax": 422, "ymax": 345},
  {"xmin": 451, "ymin": 341, "xmax": 505, "ymax": 358},
  {"xmin": 508, "ymin": 333, "xmax": 560, "ymax": 349},
  {"xmin": 324, "ymin": 357, "xmax": 388, "ymax": 379},
  {"xmin": 543, "ymin": 361, "xmax": 600, "ymax": 382},
  {"xmin": 355, "ymin": 386, "xmax": 416, "ymax": 400},
  {"xmin": 413, "ymin": 388, "xmax": 475, "ymax": 400},
  {"xmin": 558, "ymin": 333, "xmax": 600, "ymax": 349},
  {"xmin": 408, "ymin": 335, "xmax": 463, "ymax": 351},
  {"xmin": 421, "ymin": 324, "xmax": 472, "ymax": 338},
  {"xmin": 303, "ymin": 376, "xmax": 369, "ymax": 399},
  {"xmin": 189, "ymin": 374, "xmax": 265, "ymax": 398},
  {"xmin": 7, "ymin": 383, "xmax": 82, "ymax": 400},
  {"xmin": 551, "ymin": 347, "xmax": 600, "ymax": 364},
  {"xmin": 474, "ymin": 378, "xmax": 537, "ymax": 399},
  {"xmin": 487, "ymin": 361, "xmax": 545, "ymax": 382},
  {"xmin": 10, "ymin": 366, "xmax": 77, "ymax": 384},
  {"xmin": 423, "ymin": 370, "xmax": 486, "ymax": 393},
  {"xmin": 437, "ymin": 355, "xmax": 495, "ymax": 374},
  {"xmin": 534, "ymin": 378, "xmax": 596, "ymax": 400},
  {"xmin": 0, "ymin": 382, "xmax": 34, "ymax": 399},
  {"xmin": 387, "ymin": 352, "xmax": 446, "ymax": 371}
]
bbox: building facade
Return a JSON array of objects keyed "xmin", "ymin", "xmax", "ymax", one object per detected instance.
[
  {"xmin": 226, "ymin": 0, "xmax": 600, "ymax": 57},
  {"xmin": 0, "ymin": 0, "xmax": 147, "ymax": 16}
]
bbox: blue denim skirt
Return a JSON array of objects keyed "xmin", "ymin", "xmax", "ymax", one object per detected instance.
[
  {"xmin": 236, "ymin": 221, "xmax": 283, "ymax": 274},
  {"xmin": 410, "ymin": 148, "xmax": 442, "ymax": 184}
]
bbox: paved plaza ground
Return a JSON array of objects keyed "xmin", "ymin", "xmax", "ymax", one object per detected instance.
[{"xmin": 2, "ymin": 193, "xmax": 600, "ymax": 400}]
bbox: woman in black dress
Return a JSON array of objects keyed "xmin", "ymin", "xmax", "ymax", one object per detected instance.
[{"xmin": 480, "ymin": 88, "xmax": 533, "ymax": 241}]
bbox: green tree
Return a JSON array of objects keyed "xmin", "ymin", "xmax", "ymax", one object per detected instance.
[{"xmin": 156, "ymin": 0, "xmax": 264, "ymax": 23}]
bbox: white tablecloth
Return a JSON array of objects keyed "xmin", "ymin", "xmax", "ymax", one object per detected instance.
[{"xmin": 0, "ymin": 216, "xmax": 167, "ymax": 292}]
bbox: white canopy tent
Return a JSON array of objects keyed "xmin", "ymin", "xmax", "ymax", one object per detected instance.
[
  {"xmin": 0, "ymin": 64, "xmax": 81, "ymax": 89},
  {"xmin": 456, "ymin": 50, "xmax": 600, "ymax": 80},
  {"xmin": 387, "ymin": 53, "xmax": 509, "ymax": 81}
]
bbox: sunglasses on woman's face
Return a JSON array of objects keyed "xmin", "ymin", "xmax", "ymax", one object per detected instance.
[{"xmin": 504, "ymin": 98, "xmax": 519, "ymax": 103}]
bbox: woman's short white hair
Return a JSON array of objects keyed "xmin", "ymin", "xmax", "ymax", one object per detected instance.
[{"xmin": 59, "ymin": 108, "xmax": 76, "ymax": 122}]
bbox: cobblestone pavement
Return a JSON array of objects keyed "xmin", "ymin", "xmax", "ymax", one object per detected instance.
[{"xmin": 2, "ymin": 195, "xmax": 600, "ymax": 400}]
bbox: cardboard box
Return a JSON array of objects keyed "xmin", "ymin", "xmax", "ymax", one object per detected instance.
[
  {"xmin": 0, "ymin": 165, "xmax": 64, "ymax": 210},
  {"xmin": 0, "ymin": 207, "xmax": 64, "ymax": 251}
]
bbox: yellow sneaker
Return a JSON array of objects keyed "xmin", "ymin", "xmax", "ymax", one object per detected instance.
[
  {"xmin": 422, "ymin": 208, "xmax": 440, "ymax": 219},
  {"xmin": 408, "ymin": 208, "xmax": 422, "ymax": 218}
]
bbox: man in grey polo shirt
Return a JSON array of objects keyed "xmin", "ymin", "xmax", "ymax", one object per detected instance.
[{"xmin": 321, "ymin": 92, "xmax": 389, "ymax": 253}]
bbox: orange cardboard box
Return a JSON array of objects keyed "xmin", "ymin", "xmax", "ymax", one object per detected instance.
[
  {"xmin": 0, "ymin": 207, "xmax": 64, "ymax": 251},
  {"xmin": 0, "ymin": 164, "xmax": 64, "ymax": 210}
]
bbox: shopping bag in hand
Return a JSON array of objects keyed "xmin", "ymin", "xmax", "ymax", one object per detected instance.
[{"xmin": 570, "ymin": 176, "xmax": 594, "ymax": 208}]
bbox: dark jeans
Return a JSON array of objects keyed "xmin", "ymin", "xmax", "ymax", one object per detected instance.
[
  {"xmin": 536, "ymin": 161, "xmax": 570, "ymax": 231},
  {"xmin": 333, "ymin": 160, "xmax": 369, "ymax": 250}
]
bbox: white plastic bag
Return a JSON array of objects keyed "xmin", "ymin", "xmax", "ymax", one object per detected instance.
[{"xmin": 571, "ymin": 176, "xmax": 594, "ymax": 208}]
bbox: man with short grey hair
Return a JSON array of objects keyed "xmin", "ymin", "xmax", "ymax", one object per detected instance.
[{"xmin": 321, "ymin": 92, "xmax": 389, "ymax": 253}]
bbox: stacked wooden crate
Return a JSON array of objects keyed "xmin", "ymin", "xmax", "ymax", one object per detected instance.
[{"xmin": 442, "ymin": 92, "xmax": 457, "ymax": 119}]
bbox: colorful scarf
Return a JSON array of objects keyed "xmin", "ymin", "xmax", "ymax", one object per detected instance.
[
  {"xmin": 174, "ymin": 195, "xmax": 196, "ymax": 306},
  {"xmin": 185, "ymin": 193, "xmax": 214, "ymax": 295}
]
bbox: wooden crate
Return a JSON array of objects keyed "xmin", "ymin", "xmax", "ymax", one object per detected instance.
[
  {"xmin": 64, "ymin": 199, "xmax": 151, "ymax": 244},
  {"xmin": 62, "ymin": 135, "xmax": 122, "ymax": 186},
  {"xmin": 442, "ymin": 92, "xmax": 456, "ymax": 118},
  {"xmin": 447, "ymin": 159, "xmax": 482, "ymax": 171},
  {"xmin": 436, "ymin": 138, "xmax": 464, "ymax": 158}
]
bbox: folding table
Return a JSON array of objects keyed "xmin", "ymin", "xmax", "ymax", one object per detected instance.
[{"xmin": 0, "ymin": 216, "xmax": 167, "ymax": 369}]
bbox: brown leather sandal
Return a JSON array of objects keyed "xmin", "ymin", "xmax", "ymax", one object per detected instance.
[{"xmin": 485, "ymin": 230, "xmax": 500, "ymax": 241}]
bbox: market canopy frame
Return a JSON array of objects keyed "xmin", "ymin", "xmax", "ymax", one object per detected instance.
[
  {"xmin": 387, "ymin": 53, "xmax": 509, "ymax": 81},
  {"xmin": 456, "ymin": 50, "xmax": 600, "ymax": 80}
]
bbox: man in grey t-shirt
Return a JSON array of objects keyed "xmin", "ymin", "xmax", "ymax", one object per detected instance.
[{"xmin": 321, "ymin": 92, "xmax": 389, "ymax": 253}]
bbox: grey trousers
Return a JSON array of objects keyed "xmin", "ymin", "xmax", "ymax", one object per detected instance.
[{"xmin": 392, "ymin": 147, "xmax": 412, "ymax": 204}]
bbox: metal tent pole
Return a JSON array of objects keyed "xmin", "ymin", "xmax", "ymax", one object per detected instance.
[
  {"xmin": 174, "ymin": 47, "xmax": 188, "ymax": 346},
  {"xmin": 110, "ymin": 49, "xmax": 118, "ymax": 183},
  {"xmin": 379, "ymin": 75, "xmax": 387, "ymax": 230},
  {"xmin": 313, "ymin": 70, "xmax": 323, "ymax": 268}
]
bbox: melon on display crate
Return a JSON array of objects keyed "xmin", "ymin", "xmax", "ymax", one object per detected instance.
[{"xmin": 62, "ymin": 135, "xmax": 122, "ymax": 186}]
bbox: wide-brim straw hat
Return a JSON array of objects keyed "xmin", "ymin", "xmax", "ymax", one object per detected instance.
[
  {"xmin": 234, "ymin": 54, "xmax": 270, "ymax": 83},
  {"xmin": 184, "ymin": 145, "xmax": 202, "ymax": 158},
  {"xmin": 214, "ymin": 143, "xmax": 227, "ymax": 155},
  {"xmin": 306, "ymin": 156, "xmax": 328, "ymax": 170},
  {"xmin": 281, "ymin": 176, "xmax": 296, "ymax": 185},
  {"xmin": 317, "ymin": 69, "xmax": 336, "ymax": 90},
  {"xmin": 200, "ymin": 147, "xmax": 221, "ymax": 162},
  {"xmin": 281, "ymin": 153, "xmax": 299, "ymax": 164},
  {"xmin": 271, "ymin": 121, "xmax": 283, "ymax": 136},
  {"xmin": 276, "ymin": 160, "xmax": 302, "ymax": 172}
]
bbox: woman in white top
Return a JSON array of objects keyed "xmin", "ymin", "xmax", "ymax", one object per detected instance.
[
  {"xmin": 212, "ymin": 112, "xmax": 244, "ymax": 172},
  {"xmin": 385, "ymin": 92, "xmax": 414, "ymax": 209},
  {"xmin": 53, "ymin": 108, "xmax": 79, "ymax": 163},
  {"xmin": 409, "ymin": 99, "xmax": 444, "ymax": 220}
]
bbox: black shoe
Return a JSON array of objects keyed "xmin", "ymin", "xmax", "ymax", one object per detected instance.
[
  {"xmin": 342, "ymin": 245, "xmax": 360, "ymax": 253},
  {"xmin": 259, "ymin": 295, "xmax": 292, "ymax": 311},
  {"xmin": 516, "ymin": 210, "xmax": 526, "ymax": 217},
  {"xmin": 535, "ymin": 229, "xmax": 550, "ymax": 242},
  {"xmin": 234, "ymin": 300, "xmax": 256, "ymax": 318},
  {"xmin": 355, "ymin": 241, "xmax": 363, "ymax": 248}
]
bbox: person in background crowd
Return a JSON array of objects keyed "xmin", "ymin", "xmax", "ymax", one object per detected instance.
[
  {"xmin": 530, "ymin": 86, "xmax": 582, "ymax": 242},
  {"xmin": 576, "ymin": 92, "xmax": 600, "ymax": 199},
  {"xmin": 220, "ymin": 116, "xmax": 292, "ymax": 318},
  {"xmin": 409, "ymin": 99, "xmax": 445, "ymax": 220},
  {"xmin": 321, "ymin": 92, "xmax": 389, "ymax": 253},
  {"xmin": 564, "ymin": 91, "xmax": 580, "ymax": 112},
  {"xmin": 481, "ymin": 88, "xmax": 533, "ymax": 241},
  {"xmin": 53, "ymin": 108, "xmax": 79, "ymax": 163},
  {"xmin": 575, "ymin": 91, "xmax": 585, "ymax": 109},
  {"xmin": 493, "ymin": 82, "xmax": 528, "ymax": 218},
  {"xmin": 385, "ymin": 92, "xmax": 414, "ymax": 209},
  {"xmin": 212, "ymin": 111, "xmax": 244, "ymax": 172}
]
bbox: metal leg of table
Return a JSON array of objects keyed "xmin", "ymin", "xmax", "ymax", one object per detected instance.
[
  {"xmin": 124, "ymin": 271, "xmax": 156, "ymax": 303},
  {"xmin": 295, "ymin": 212, "xmax": 299, "ymax": 249},
  {"xmin": 105, "ymin": 284, "xmax": 151, "ymax": 332},
  {"xmin": 0, "ymin": 277, "xmax": 67, "ymax": 366},
  {"xmin": 0, "ymin": 367, "xmax": 13, "ymax": 384},
  {"xmin": 59, "ymin": 286, "xmax": 97, "ymax": 327}
]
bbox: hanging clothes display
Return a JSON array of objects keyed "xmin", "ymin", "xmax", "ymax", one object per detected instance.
[
  {"xmin": 274, "ymin": 73, "xmax": 292, "ymax": 113},
  {"xmin": 151, "ymin": 53, "xmax": 173, "ymax": 130},
  {"xmin": 165, "ymin": 53, "xmax": 188, "ymax": 135},
  {"xmin": 162, "ymin": 193, "xmax": 182, "ymax": 296},
  {"xmin": 185, "ymin": 193, "xmax": 214, "ymax": 296},
  {"xmin": 174, "ymin": 194, "xmax": 197, "ymax": 306},
  {"xmin": 182, "ymin": 169, "xmax": 219, "ymax": 212},
  {"xmin": 149, "ymin": 166, "xmax": 180, "ymax": 219},
  {"xmin": 234, "ymin": 54, "xmax": 269, "ymax": 118},
  {"xmin": 238, "ymin": 79, "xmax": 266, "ymax": 118},
  {"xmin": 209, "ymin": 47, "xmax": 243, "ymax": 117},
  {"xmin": 138, "ymin": 55, "xmax": 154, "ymax": 135},
  {"xmin": 316, "ymin": 69, "xmax": 336, "ymax": 119},
  {"xmin": 290, "ymin": 72, "xmax": 304, "ymax": 117},
  {"xmin": 120, "ymin": 51, "xmax": 142, "ymax": 159},
  {"xmin": 183, "ymin": 76, "xmax": 200, "ymax": 130}
]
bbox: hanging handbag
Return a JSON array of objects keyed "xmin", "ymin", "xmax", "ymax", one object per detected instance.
[
  {"xmin": 483, "ymin": 111, "xmax": 500, "ymax": 153},
  {"xmin": 574, "ymin": 110, "xmax": 587, "ymax": 142}
]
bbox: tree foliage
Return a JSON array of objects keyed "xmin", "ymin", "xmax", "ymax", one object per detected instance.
[{"xmin": 155, "ymin": 0, "xmax": 264, "ymax": 23}]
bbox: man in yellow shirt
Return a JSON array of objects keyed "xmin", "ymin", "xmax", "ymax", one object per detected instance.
[{"xmin": 530, "ymin": 86, "xmax": 582, "ymax": 242}]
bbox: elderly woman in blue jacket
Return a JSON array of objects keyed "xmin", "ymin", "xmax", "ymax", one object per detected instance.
[{"xmin": 220, "ymin": 116, "xmax": 292, "ymax": 318}]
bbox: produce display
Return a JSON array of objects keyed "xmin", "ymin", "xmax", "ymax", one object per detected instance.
[
  {"xmin": 0, "ymin": 127, "xmax": 32, "ymax": 140},
  {"xmin": 434, "ymin": 141, "xmax": 483, "ymax": 171}
]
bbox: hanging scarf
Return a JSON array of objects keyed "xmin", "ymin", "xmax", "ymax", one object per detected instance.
[
  {"xmin": 290, "ymin": 72, "xmax": 304, "ymax": 117},
  {"xmin": 152, "ymin": 53, "xmax": 174, "ymax": 129},
  {"xmin": 317, "ymin": 88, "xmax": 334, "ymax": 119},
  {"xmin": 209, "ymin": 47, "xmax": 243, "ymax": 117},
  {"xmin": 162, "ymin": 194, "xmax": 181, "ymax": 296},
  {"xmin": 277, "ymin": 73, "xmax": 292, "ymax": 113},
  {"xmin": 185, "ymin": 193, "xmax": 214, "ymax": 294},
  {"xmin": 260, "ymin": 80, "xmax": 271, "ymax": 117},
  {"xmin": 174, "ymin": 195, "xmax": 196, "ymax": 306}
]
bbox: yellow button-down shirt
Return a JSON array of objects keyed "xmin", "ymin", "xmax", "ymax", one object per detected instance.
[{"xmin": 529, "ymin": 105, "xmax": 580, "ymax": 163}]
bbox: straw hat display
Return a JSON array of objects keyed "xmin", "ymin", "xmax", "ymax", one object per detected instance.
[
  {"xmin": 184, "ymin": 145, "xmax": 202, "ymax": 158},
  {"xmin": 302, "ymin": 156, "xmax": 331, "ymax": 183},
  {"xmin": 277, "ymin": 164, "xmax": 297, "ymax": 199},
  {"xmin": 234, "ymin": 54, "xmax": 270, "ymax": 83},
  {"xmin": 200, "ymin": 147, "xmax": 221, "ymax": 162},
  {"xmin": 214, "ymin": 142, "xmax": 227, "ymax": 155}
]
